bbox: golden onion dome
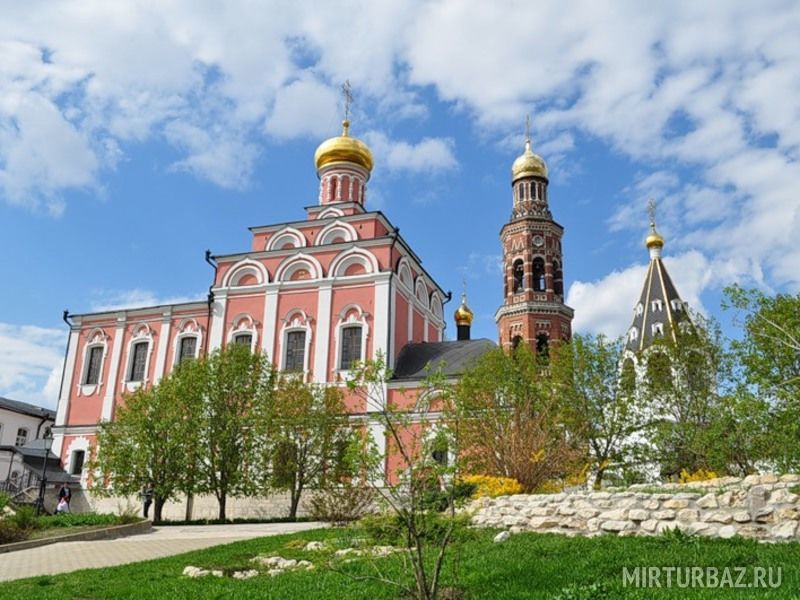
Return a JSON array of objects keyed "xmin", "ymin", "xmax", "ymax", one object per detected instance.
[
  {"xmin": 314, "ymin": 120, "xmax": 374, "ymax": 174},
  {"xmin": 454, "ymin": 293, "xmax": 474, "ymax": 326},
  {"xmin": 511, "ymin": 139, "xmax": 548, "ymax": 182},
  {"xmin": 645, "ymin": 226, "xmax": 665, "ymax": 249}
]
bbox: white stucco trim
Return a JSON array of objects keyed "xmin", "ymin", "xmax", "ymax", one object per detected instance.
[
  {"xmin": 221, "ymin": 258, "xmax": 270, "ymax": 288},
  {"xmin": 208, "ymin": 293, "xmax": 227, "ymax": 351},
  {"xmin": 53, "ymin": 328, "xmax": 80, "ymax": 457},
  {"xmin": 153, "ymin": 309, "xmax": 172, "ymax": 383},
  {"xmin": 332, "ymin": 305, "xmax": 370, "ymax": 378},
  {"xmin": 101, "ymin": 315, "xmax": 126, "ymax": 422},
  {"xmin": 121, "ymin": 322, "xmax": 156, "ymax": 394},
  {"xmin": 278, "ymin": 310, "xmax": 313, "ymax": 378},
  {"xmin": 275, "ymin": 252, "xmax": 324, "ymax": 282},
  {"xmin": 227, "ymin": 313, "xmax": 259, "ymax": 352},
  {"xmin": 77, "ymin": 328, "xmax": 109, "ymax": 397},
  {"xmin": 313, "ymin": 282, "xmax": 333, "ymax": 383},
  {"xmin": 171, "ymin": 317, "xmax": 204, "ymax": 368},
  {"xmin": 266, "ymin": 226, "xmax": 307, "ymax": 251},
  {"xmin": 315, "ymin": 219, "xmax": 358, "ymax": 246},
  {"xmin": 261, "ymin": 287, "xmax": 279, "ymax": 362},
  {"xmin": 329, "ymin": 246, "xmax": 379, "ymax": 278}
]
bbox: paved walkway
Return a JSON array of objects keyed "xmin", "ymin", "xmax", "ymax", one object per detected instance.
[{"xmin": 0, "ymin": 522, "xmax": 325, "ymax": 582}]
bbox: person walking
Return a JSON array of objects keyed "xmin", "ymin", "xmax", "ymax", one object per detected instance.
[
  {"xmin": 57, "ymin": 483, "xmax": 71, "ymax": 508},
  {"xmin": 142, "ymin": 482, "xmax": 154, "ymax": 519}
]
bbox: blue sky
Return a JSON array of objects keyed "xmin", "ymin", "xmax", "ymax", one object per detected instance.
[{"xmin": 2, "ymin": 1, "xmax": 799, "ymax": 408}]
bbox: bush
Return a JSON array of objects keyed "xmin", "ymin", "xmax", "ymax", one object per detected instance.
[
  {"xmin": 10, "ymin": 506, "xmax": 41, "ymax": 531},
  {"xmin": 39, "ymin": 512, "xmax": 122, "ymax": 529},
  {"xmin": 679, "ymin": 468, "xmax": 719, "ymax": 483},
  {"xmin": 460, "ymin": 475, "xmax": 523, "ymax": 498},
  {"xmin": 308, "ymin": 484, "xmax": 376, "ymax": 524},
  {"xmin": 0, "ymin": 520, "xmax": 27, "ymax": 545},
  {"xmin": 0, "ymin": 492, "xmax": 10, "ymax": 512},
  {"xmin": 359, "ymin": 512, "xmax": 473, "ymax": 547}
]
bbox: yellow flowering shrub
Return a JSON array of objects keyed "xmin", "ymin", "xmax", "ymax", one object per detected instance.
[
  {"xmin": 461, "ymin": 475, "xmax": 523, "ymax": 498},
  {"xmin": 679, "ymin": 468, "xmax": 719, "ymax": 483}
]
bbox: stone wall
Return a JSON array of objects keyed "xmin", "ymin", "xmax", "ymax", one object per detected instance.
[
  {"xmin": 470, "ymin": 474, "xmax": 800, "ymax": 542},
  {"xmin": 79, "ymin": 490, "xmax": 310, "ymax": 521}
]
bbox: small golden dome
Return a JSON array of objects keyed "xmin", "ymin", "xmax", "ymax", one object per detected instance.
[
  {"xmin": 645, "ymin": 227, "xmax": 665, "ymax": 249},
  {"xmin": 314, "ymin": 120, "xmax": 374, "ymax": 174},
  {"xmin": 511, "ymin": 139, "xmax": 548, "ymax": 182},
  {"xmin": 454, "ymin": 293, "xmax": 474, "ymax": 326}
]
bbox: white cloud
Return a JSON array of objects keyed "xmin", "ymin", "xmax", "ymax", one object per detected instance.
[
  {"xmin": 89, "ymin": 289, "xmax": 204, "ymax": 313},
  {"xmin": 567, "ymin": 250, "xmax": 712, "ymax": 338},
  {"xmin": 0, "ymin": 323, "xmax": 65, "ymax": 409},
  {"xmin": 264, "ymin": 74, "xmax": 340, "ymax": 140},
  {"xmin": 365, "ymin": 131, "xmax": 457, "ymax": 174}
]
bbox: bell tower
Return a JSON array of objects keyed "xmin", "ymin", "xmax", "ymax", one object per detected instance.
[{"xmin": 495, "ymin": 120, "xmax": 574, "ymax": 352}]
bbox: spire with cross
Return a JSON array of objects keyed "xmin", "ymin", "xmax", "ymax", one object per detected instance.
[
  {"xmin": 647, "ymin": 198, "xmax": 657, "ymax": 229},
  {"xmin": 342, "ymin": 80, "xmax": 353, "ymax": 124}
]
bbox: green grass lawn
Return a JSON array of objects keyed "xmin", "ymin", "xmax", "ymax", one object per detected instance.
[{"xmin": 2, "ymin": 528, "xmax": 799, "ymax": 599}]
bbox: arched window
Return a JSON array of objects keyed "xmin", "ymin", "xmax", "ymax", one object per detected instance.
[
  {"xmin": 128, "ymin": 341, "xmax": 149, "ymax": 382},
  {"xmin": 620, "ymin": 357, "xmax": 636, "ymax": 396},
  {"xmin": 511, "ymin": 335, "xmax": 523, "ymax": 350},
  {"xmin": 284, "ymin": 330, "xmax": 306, "ymax": 372},
  {"xmin": 513, "ymin": 259, "xmax": 524, "ymax": 293},
  {"xmin": 536, "ymin": 333, "xmax": 549, "ymax": 357},
  {"xmin": 532, "ymin": 257, "xmax": 545, "ymax": 292},
  {"xmin": 339, "ymin": 325, "xmax": 363, "ymax": 370},
  {"xmin": 552, "ymin": 260, "xmax": 563, "ymax": 296}
]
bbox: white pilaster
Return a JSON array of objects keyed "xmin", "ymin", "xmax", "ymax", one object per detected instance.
[
  {"xmin": 368, "ymin": 418, "xmax": 386, "ymax": 486},
  {"xmin": 101, "ymin": 313, "xmax": 126, "ymax": 422},
  {"xmin": 388, "ymin": 284, "xmax": 397, "ymax": 368},
  {"xmin": 208, "ymin": 292, "xmax": 227, "ymax": 351},
  {"xmin": 423, "ymin": 316, "xmax": 429, "ymax": 342},
  {"xmin": 153, "ymin": 308, "xmax": 172, "ymax": 383},
  {"xmin": 261, "ymin": 287, "xmax": 279, "ymax": 362},
  {"xmin": 407, "ymin": 302, "xmax": 413, "ymax": 343},
  {"xmin": 313, "ymin": 282, "xmax": 333, "ymax": 383},
  {"xmin": 373, "ymin": 274, "xmax": 390, "ymax": 361},
  {"xmin": 53, "ymin": 328, "xmax": 80, "ymax": 457}
]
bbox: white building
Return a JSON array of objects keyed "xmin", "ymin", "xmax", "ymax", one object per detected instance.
[{"xmin": 0, "ymin": 396, "xmax": 57, "ymax": 494}]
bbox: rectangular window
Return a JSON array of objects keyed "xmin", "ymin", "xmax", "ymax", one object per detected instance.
[
  {"xmin": 84, "ymin": 346, "xmax": 103, "ymax": 385},
  {"xmin": 233, "ymin": 333, "xmax": 253, "ymax": 348},
  {"xmin": 71, "ymin": 450, "xmax": 85, "ymax": 475},
  {"xmin": 339, "ymin": 326, "xmax": 362, "ymax": 370},
  {"xmin": 15, "ymin": 428, "xmax": 28, "ymax": 447},
  {"xmin": 178, "ymin": 336, "xmax": 197, "ymax": 363},
  {"xmin": 284, "ymin": 331, "xmax": 306, "ymax": 372},
  {"xmin": 129, "ymin": 341, "xmax": 148, "ymax": 382}
]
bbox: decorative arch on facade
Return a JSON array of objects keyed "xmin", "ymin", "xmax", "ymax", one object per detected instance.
[
  {"xmin": 227, "ymin": 313, "xmax": 259, "ymax": 351},
  {"xmin": 512, "ymin": 258, "xmax": 524, "ymax": 293},
  {"xmin": 266, "ymin": 226, "xmax": 307, "ymax": 251},
  {"xmin": 536, "ymin": 332, "xmax": 550, "ymax": 356},
  {"xmin": 414, "ymin": 278, "xmax": 429, "ymax": 309},
  {"xmin": 278, "ymin": 309, "xmax": 313, "ymax": 375},
  {"xmin": 329, "ymin": 247, "xmax": 379, "ymax": 278},
  {"xmin": 78, "ymin": 327, "xmax": 109, "ymax": 394},
  {"xmin": 532, "ymin": 256, "xmax": 546, "ymax": 292},
  {"xmin": 315, "ymin": 219, "xmax": 358, "ymax": 246},
  {"xmin": 122, "ymin": 322, "xmax": 155, "ymax": 391},
  {"xmin": 317, "ymin": 206, "xmax": 344, "ymax": 220},
  {"xmin": 221, "ymin": 258, "xmax": 269, "ymax": 288},
  {"xmin": 275, "ymin": 253, "xmax": 324, "ymax": 282},
  {"xmin": 396, "ymin": 258, "xmax": 414, "ymax": 292},
  {"xmin": 334, "ymin": 304, "xmax": 370, "ymax": 372},
  {"xmin": 172, "ymin": 317, "xmax": 204, "ymax": 365},
  {"xmin": 429, "ymin": 291, "xmax": 444, "ymax": 322}
]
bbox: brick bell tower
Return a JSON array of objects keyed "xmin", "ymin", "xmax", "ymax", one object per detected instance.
[{"xmin": 495, "ymin": 123, "xmax": 574, "ymax": 352}]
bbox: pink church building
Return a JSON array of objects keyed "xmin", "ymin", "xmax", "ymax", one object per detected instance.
[
  {"xmin": 51, "ymin": 109, "xmax": 574, "ymax": 502},
  {"xmin": 52, "ymin": 119, "xmax": 494, "ymax": 491}
]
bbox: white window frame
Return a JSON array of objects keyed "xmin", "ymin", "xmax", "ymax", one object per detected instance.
[
  {"xmin": 122, "ymin": 324, "xmax": 155, "ymax": 392},
  {"xmin": 15, "ymin": 427, "xmax": 28, "ymax": 447},
  {"xmin": 70, "ymin": 449, "xmax": 86, "ymax": 476},
  {"xmin": 652, "ymin": 322, "xmax": 665, "ymax": 336},
  {"xmin": 629, "ymin": 327, "xmax": 638, "ymax": 341},
  {"xmin": 333, "ymin": 306, "xmax": 370, "ymax": 375},
  {"xmin": 651, "ymin": 299, "xmax": 663, "ymax": 312},
  {"xmin": 278, "ymin": 310, "xmax": 313, "ymax": 376},
  {"xmin": 172, "ymin": 318, "xmax": 203, "ymax": 366},
  {"xmin": 78, "ymin": 328, "xmax": 108, "ymax": 396},
  {"xmin": 227, "ymin": 314, "xmax": 259, "ymax": 352}
]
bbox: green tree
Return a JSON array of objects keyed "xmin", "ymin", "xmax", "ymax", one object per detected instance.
[
  {"xmin": 90, "ymin": 359, "xmax": 203, "ymax": 522},
  {"xmin": 453, "ymin": 344, "xmax": 585, "ymax": 492},
  {"xmin": 724, "ymin": 284, "xmax": 800, "ymax": 471},
  {"xmin": 196, "ymin": 344, "xmax": 275, "ymax": 520},
  {"xmin": 268, "ymin": 375, "xmax": 350, "ymax": 518},
  {"xmin": 550, "ymin": 334, "xmax": 648, "ymax": 489}
]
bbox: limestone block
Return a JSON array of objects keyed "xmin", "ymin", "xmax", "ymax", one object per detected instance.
[
  {"xmin": 696, "ymin": 493, "xmax": 718, "ymax": 509},
  {"xmin": 652, "ymin": 510, "xmax": 676, "ymax": 520},
  {"xmin": 576, "ymin": 508, "xmax": 600, "ymax": 519},
  {"xmin": 600, "ymin": 520, "xmax": 631, "ymax": 532},
  {"xmin": 675, "ymin": 492, "xmax": 700, "ymax": 500},
  {"xmin": 676, "ymin": 509, "xmax": 700, "ymax": 522},
  {"xmin": 759, "ymin": 474, "xmax": 779, "ymax": 485},
  {"xmin": 779, "ymin": 474, "xmax": 800, "ymax": 483},
  {"xmin": 598, "ymin": 509, "xmax": 628, "ymax": 521},
  {"xmin": 737, "ymin": 525, "xmax": 767, "ymax": 539},
  {"xmin": 717, "ymin": 491, "xmax": 734, "ymax": 507},
  {"xmin": 688, "ymin": 522, "xmax": 712, "ymax": 536},
  {"xmin": 777, "ymin": 507, "xmax": 800, "ymax": 520},
  {"xmin": 640, "ymin": 519, "xmax": 658, "ymax": 533},
  {"xmin": 523, "ymin": 506, "xmax": 554, "ymax": 517},
  {"xmin": 503, "ymin": 515, "xmax": 527, "ymax": 527},
  {"xmin": 594, "ymin": 500, "xmax": 613, "ymax": 509},
  {"xmin": 589, "ymin": 492, "xmax": 611, "ymax": 500},
  {"xmin": 772, "ymin": 521, "xmax": 798, "ymax": 540},
  {"xmin": 557, "ymin": 506, "xmax": 577, "ymax": 516},
  {"xmin": 586, "ymin": 518, "xmax": 601, "ymax": 532},
  {"xmin": 742, "ymin": 474, "xmax": 761, "ymax": 487},
  {"xmin": 629, "ymin": 509, "xmax": 649, "ymax": 521},
  {"xmin": 662, "ymin": 498, "xmax": 689, "ymax": 509},
  {"xmin": 718, "ymin": 525, "xmax": 737, "ymax": 539},
  {"xmin": 493, "ymin": 531, "xmax": 510, "ymax": 543},
  {"xmin": 643, "ymin": 499, "xmax": 660, "ymax": 510},
  {"xmin": 753, "ymin": 507, "xmax": 775, "ymax": 523},
  {"xmin": 732, "ymin": 511, "xmax": 751, "ymax": 523},
  {"xmin": 528, "ymin": 516, "xmax": 560, "ymax": 529},
  {"xmin": 769, "ymin": 489, "xmax": 798, "ymax": 505}
]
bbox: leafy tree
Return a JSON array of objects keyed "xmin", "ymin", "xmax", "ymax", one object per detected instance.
[
  {"xmin": 267, "ymin": 375, "xmax": 351, "ymax": 518},
  {"xmin": 453, "ymin": 344, "xmax": 585, "ymax": 492},
  {"xmin": 639, "ymin": 316, "xmax": 728, "ymax": 478},
  {"xmin": 90, "ymin": 359, "xmax": 203, "ymax": 521},
  {"xmin": 196, "ymin": 344, "xmax": 275, "ymax": 520},
  {"xmin": 724, "ymin": 284, "xmax": 800, "ymax": 471},
  {"xmin": 550, "ymin": 334, "xmax": 649, "ymax": 489}
]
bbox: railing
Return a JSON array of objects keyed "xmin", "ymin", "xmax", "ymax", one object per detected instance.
[{"xmin": 0, "ymin": 480, "xmax": 21, "ymax": 495}]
